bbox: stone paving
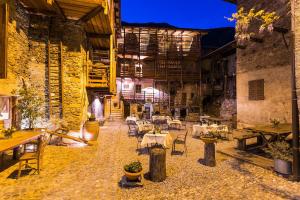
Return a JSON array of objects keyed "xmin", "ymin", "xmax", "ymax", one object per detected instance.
[{"xmin": 0, "ymin": 121, "xmax": 300, "ymax": 200}]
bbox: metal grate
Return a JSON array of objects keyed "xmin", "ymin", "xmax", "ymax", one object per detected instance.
[{"xmin": 248, "ymin": 79, "xmax": 264, "ymax": 100}]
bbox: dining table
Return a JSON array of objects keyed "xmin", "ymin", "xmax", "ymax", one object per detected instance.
[
  {"xmin": 141, "ymin": 131, "xmax": 172, "ymax": 148},
  {"xmin": 0, "ymin": 130, "xmax": 43, "ymax": 160},
  {"xmin": 245, "ymin": 124, "xmax": 292, "ymax": 145}
]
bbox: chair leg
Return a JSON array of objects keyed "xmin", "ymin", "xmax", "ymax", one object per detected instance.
[
  {"xmin": 37, "ymin": 159, "xmax": 41, "ymax": 175},
  {"xmin": 17, "ymin": 161, "xmax": 22, "ymax": 179}
]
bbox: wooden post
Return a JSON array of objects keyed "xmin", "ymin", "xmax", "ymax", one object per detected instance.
[
  {"xmin": 149, "ymin": 147, "xmax": 166, "ymax": 182},
  {"xmin": 204, "ymin": 142, "xmax": 216, "ymax": 167}
]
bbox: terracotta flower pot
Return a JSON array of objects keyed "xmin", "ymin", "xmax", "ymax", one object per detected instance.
[{"xmin": 124, "ymin": 170, "xmax": 143, "ymax": 181}]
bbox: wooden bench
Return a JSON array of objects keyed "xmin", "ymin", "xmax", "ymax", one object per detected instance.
[{"xmin": 233, "ymin": 130, "xmax": 264, "ymax": 151}]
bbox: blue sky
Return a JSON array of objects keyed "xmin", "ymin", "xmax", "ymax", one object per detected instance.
[{"xmin": 121, "ymin": 0, "xmax": 237, "ymax": 29}]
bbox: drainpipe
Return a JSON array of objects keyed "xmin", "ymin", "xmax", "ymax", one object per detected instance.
[{"xmin": 291, "ymin": 0, "xmax": 300, "ymax": 181}]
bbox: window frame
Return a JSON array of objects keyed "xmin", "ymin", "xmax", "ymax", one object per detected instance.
[
  {"xmin": 0, "ymin": 2, "xmax": 8, "ymax": 79},
  {"xmin": 248, "ymin": 79, "xmax": 265, "ymax": 101}
]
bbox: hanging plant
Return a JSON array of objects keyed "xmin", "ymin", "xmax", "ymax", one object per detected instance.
[{"xmin": 227, "ymin": 7, "xmax": 280, "ymax": 45}]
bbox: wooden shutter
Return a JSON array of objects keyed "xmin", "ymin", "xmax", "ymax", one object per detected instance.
[
  {"xmin": 248, "ymin": 79, "xmax": 264, "ymax": 100},
  {"xmin": 0, "ymin": 2, "xmax": 8, "ymax": 79}
]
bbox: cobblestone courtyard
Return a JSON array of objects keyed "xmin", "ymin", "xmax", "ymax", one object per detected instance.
[{"xmin": 0, "ymin": 121, "xmax": 300, "ymax": 200}]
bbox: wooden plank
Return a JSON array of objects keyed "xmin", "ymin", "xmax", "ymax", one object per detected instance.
[
  {"xmin": 78, "ymin": 5, "xmax": 103, "ymax": 23},
  {"xmin": 48, "ymin": 131, "xmax": 92, "ymax": 145},
  {"xmin": 86, "ymin": 32, "xmax": 111, "ymax": 39},
  {"xmin": 217, "ymin": 147, "xmax": 273, "ymax": 170},
  {"xmin": 0, "ymin": 2, "xmax": 8, "ymax": 79}
]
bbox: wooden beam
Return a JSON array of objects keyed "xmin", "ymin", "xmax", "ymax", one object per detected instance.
[
  {"xmin": 0, "ymin": 3, "xmax": 8, "ymax": 79},
  {"xmin": 25, "ymin": 7, "xmax": 58, "ymax": 16},
  {"xmin": 250, "ymin": 36, "xmax": 263, "ymax": 43},
  {"xmin": 53, "ymin": 0, "xmax": 67, "ymax": 21},
  {"xmin": 78, "ymin": 5, "xmax": 104, "ymax": 23},
  {"xmin": 86, "ymin": 32, "xmax": 111, "ymax": 39},
  {"xmin": 274, "ymin": 26, "xmax": 289, "ymax": 34}
]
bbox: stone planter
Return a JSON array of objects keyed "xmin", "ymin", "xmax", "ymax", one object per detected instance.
[
  {"xmin": 274, "ymin": 159, "xmax": 292, "ymax": 175},
  {"xmin": 200, "ymin": 137, "xmax": 217, "ymax": 167},
  {"xmin": 124, "ymin": 170, "xmax": 143, "ymax": 181}
]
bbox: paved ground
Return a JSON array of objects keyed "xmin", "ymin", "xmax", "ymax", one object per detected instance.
[{"xmin": 0, "ymin": 121, "xmax": 300, "ymax": 200}]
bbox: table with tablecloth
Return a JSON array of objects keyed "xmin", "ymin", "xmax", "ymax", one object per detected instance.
[
  {"xmin": 136, "ymin": 121, "xmax": 154, "ymax": 132},
  {"xmin": 141, "ymin": 131, "xmax": 172, "ymax": 148},
  {"xmin": 167, "ymin": 119, "xmax": 182, "ymax": 129},
  {"xmin": 192, "ymin": 124, "xmax": 228, "ymax": 137},
  {"xmin": 126, "ymin": 116, "xmax": 137, "ymax": 124}
]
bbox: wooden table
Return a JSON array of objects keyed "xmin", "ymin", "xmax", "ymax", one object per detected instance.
[
  {"xmin": 0, "ymin": 130, "xmax": 43, "ymax": 160},
  {"xmin": 244, "ymin": 124, "xmax": 292, "ymax": 149}
]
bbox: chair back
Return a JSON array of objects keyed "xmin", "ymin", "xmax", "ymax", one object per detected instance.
[{"xmin": 37, "ymin": 134, "xmax": 50, "ymax": 159}]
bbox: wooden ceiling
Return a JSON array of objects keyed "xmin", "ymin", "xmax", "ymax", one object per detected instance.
[{"xmin": 20, "ymin": 0, "xmax": 119, "ymax": 49}]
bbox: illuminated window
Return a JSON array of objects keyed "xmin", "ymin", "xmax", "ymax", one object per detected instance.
[
  {"xmin": 0, "ymin": 97, "xmax": 10, "ymax": 120},
  {"xmin": 123, "ymin": 84, "xmax": 129, "ymax": 89}
]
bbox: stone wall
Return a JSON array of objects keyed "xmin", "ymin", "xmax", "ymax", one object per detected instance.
[
  {"xmin": 294, "ymin": 0, "xmax": 300, "ymax": 122},
  {"xmin": 0, "ymin": 1, "xmax": 90, "ymax": 130},
  {"xmin": 236, "ymin": 0, "xmax": 291, "ymax": 128},
  {"xmin": 0, "ymin": 1, "xmax": 30, "ymax": 96}
]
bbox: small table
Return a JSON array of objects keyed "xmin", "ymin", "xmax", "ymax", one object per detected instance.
[
  {"xmin": 0, "ymin": 130, "xmax": 43, "ymax": 160},
  {"xmin": 141, "ymin": 132, "xmax": 172, "ymax": 148}
]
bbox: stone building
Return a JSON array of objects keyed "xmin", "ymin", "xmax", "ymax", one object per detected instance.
[
  {"xmin": 201, "ymin": 27, "xmax": 236, "ymax": 121},
  {"xmin": 226, "ymin": 0, "xmax": 292, "ymax": 128},
  {"xmin": 0, "ymin": 0, "xmax": 120, "ymax": 130},
  {"xmin": 116, "ymin": 22, "xmax": 205, "ymax": 119}
]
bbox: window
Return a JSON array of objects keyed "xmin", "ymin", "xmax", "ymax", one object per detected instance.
[
  {"xmin": 0, "ymin": 3, "xmax": 8, "ymax": 78},
  {"xmin": 135, "ymin": 84, "xmax": 141, "ymax": 93},
  {"xmin": 249, "ymin": 79, "xmax": 264, "ymax": 101},
  {"xmin": 123, "ymin": 84, "xmax": 129, "ymax": 89},
  {"xmin": 0, "ymin": 97, "xmax": 10, "ymax": 120}
]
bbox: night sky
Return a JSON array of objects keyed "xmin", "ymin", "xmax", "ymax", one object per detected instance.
[{"xmin": 121, "ymin": 0, "xmax": 237, "ymax": 29}]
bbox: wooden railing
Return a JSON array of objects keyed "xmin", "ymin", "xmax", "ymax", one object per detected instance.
[{"xmin": 87, "ymin": 63, "xmax": 109, "ymax": 88}]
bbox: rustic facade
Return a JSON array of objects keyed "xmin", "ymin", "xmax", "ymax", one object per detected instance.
[
  {"xmin": 227, "ymin": 0, "xmax": 291, "ymax": 128},
  {"xmin": 0, "ymin": 0, "xmax": 120, "ymax": 130}
]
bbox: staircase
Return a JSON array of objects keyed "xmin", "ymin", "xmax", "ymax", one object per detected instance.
[
  {"xmin": 48, "ymin": 40, "xmax": 63, "ymax": 118},
  {"xmin": 109, "ymin": 108, "xmax": 123, "ymax": 121}
]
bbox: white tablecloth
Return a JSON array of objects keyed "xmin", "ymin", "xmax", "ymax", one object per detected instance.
[
  {"xmin": 126, "ymin": 116, "xmax": 137, "ymax": 122},
  {"xmin": 192, "ymin": 124, "xmax": 228, "ymax": 137},
  {"xmin": 136, "ymin": 121, "xmax": 154, "ymax": 132},
  {"xmin": 141, "ymin": 132, "xmax": 172, "ymax": 148},
  {"xmin": 167, "ymin": 119, "xmax": 182, "ymax": 127}
]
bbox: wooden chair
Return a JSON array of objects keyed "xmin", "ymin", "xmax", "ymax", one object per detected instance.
[
  {"xmin": 172, "ymin": 130, "xmax": 188, "ymax": 156},
  {"xmin": 17, "ymin": 135, "xmax": 49, "ymax": 179},
  {"xmin": 136, "ymin": 132, "xmax": 144, "ymax": 150}
]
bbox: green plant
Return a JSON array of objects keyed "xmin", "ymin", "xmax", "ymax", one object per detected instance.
[
  {"xmin": 270, "ymin": 118, "xmax": 280, "ymax": 128},
  {"xmin": 12, "ymin": 80, "xmax": 44, "ymax": 129},
  {"xmin": 124, "ymin": 161, "xmax": 142, "ymax": 173},
  {"xmin": 2, "ymin": 127, "xmax": 16, "ymax": 138},
  {"xmin": 89, "ymin": 114, "xmax": 96, "ymax": 121},
  {"xmin": 264, "ymin": 141, "xmax": 292, "ymax": 161}
]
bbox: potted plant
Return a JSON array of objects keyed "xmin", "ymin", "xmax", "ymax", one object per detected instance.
[
  {"xmin": 265, "ymin": 141, "xmax": 292, "ymax": 175},
  {"xmin": 12, "ymin": 80, "xmax": 43, "ymax": 129},
  {"xmin": 2, "ymin": 127, "xmax": 17, "ymax": 139},
  {"xmin": 89, "ymin": 113, "xmax": 96, "ymax": 121},
  {"xmin": 124, "ymin": 161, "xmax": 143, "ymax": 181},
  {"xmin": 270, "ymin": 118, "xmax": 280, "ymax": 128}
]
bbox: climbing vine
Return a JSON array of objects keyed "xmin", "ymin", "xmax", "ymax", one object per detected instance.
[{"xmin": 227, "ymin": 7, "xmax": 280, "ymax": 45}]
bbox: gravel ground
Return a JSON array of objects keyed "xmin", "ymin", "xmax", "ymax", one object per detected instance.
[{"xmin": 0, "ymin": 121, "xmax": 299, "ymax": 200}]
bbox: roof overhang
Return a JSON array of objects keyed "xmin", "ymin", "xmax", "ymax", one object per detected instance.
[{"xmin": 224, "ymin": 0, "xmax": 237, "ymax": 4}]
